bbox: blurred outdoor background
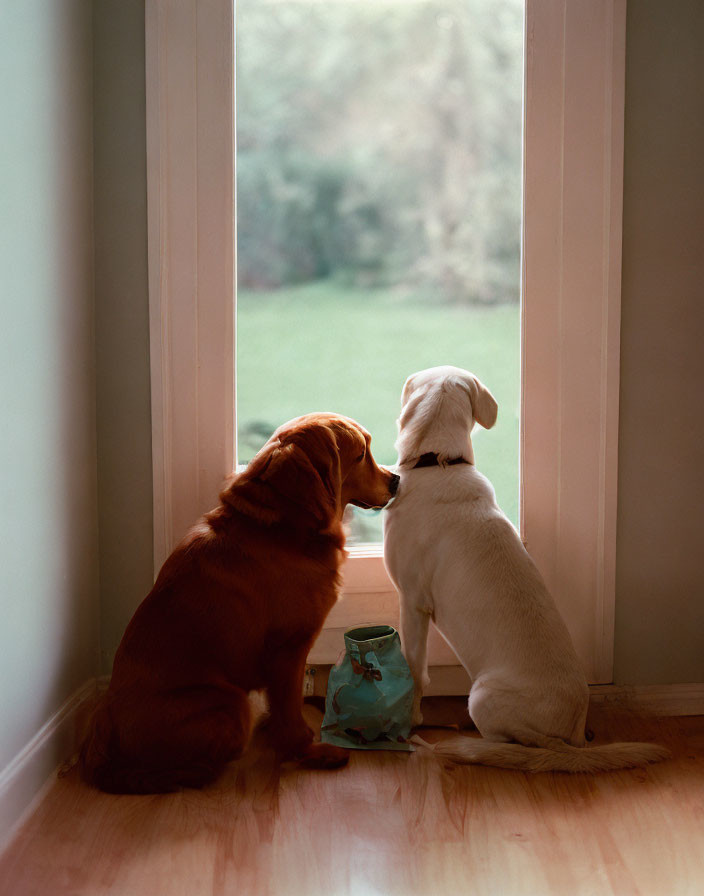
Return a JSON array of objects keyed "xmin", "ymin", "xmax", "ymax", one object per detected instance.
[{"xmin": 235, "ymin": 0, "xmax": 523, "ymax": 543}]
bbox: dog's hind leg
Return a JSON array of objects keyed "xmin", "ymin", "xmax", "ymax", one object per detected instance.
[
  {"xmin": 84, "ymin": 684, "xmax": 253, "ymax": 793},
  {"xmin": 467, "ymin": 678, "xmax": 519, "ymax": 743}
]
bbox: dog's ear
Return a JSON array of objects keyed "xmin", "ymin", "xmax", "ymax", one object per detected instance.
[
  {"xmin": 219, "ymin": 440, "xmax": 285, "ymax": 524},
  {"xmin": 331, "ymin": 420, "xmax": 369, "ymax": 475},
  {"xmin": 401, "ymin": 373, "xmax": 417, "ymax": 406},
  {"xmin": 260, "ymin": 427, "xmax": 341, "ymax": 531},
  {"xmin": 223, "ymin": 425, "xmax": 341, "ymax": 531},
  {"xmin": 458, "ymin": 373, "xmax": 498, "ymax": 430}
]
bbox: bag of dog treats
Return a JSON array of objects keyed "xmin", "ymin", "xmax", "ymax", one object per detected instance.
[{"xmin": 321, "ymin": 624, "xmax": 415, "ymax": 751}]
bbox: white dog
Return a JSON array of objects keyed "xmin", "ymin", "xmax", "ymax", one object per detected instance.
[{"xmin": 383, "ymin": 365, "xmax": 668, "ymax": 772}]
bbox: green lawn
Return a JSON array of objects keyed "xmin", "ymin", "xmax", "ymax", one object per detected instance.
[{"xmin": 237, "ymin": 282, "xmax": 520, "ymax": 540}]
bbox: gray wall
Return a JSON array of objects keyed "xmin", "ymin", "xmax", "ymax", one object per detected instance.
[
  {"xmin": 93, "ymin": 0, "xmax": 153, "ymax": 672},
  {"xmin": 0, "ymin": 1, "xmax": 98, "ymax": 771},
  {"xmin": 614, "ymin": 0, "xmax": 704, "ymax": 684}
]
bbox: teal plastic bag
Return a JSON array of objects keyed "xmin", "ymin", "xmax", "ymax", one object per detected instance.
[{"xmin": 321, "ymin": 624, "xmax": 415, "ymax": 751}]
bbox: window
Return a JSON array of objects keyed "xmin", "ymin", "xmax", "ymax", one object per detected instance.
[
  {"xmin": 235, "ymin": 0, "xmax": 523, "ymax": 545},
  {"xmin": 146, "ymin": 0, "xmax": 625, "ymax": 686}
]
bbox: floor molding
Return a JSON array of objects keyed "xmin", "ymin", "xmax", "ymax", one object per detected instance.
[
  {"xmin": 588, "ymin": 682, "xmax": 704, "ymax": 717},
  {"xmin": 0, "ymin": 678, "xmax": 97, "ymax": 854},
  {"xmin": 309, "ymin": 665, "xmax": 704, "ymax": 716}
]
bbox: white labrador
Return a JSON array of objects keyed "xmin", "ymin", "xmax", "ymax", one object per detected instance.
[{"xmin": 383, "ymin": 365, "xmax": 668, "ymax": 772}]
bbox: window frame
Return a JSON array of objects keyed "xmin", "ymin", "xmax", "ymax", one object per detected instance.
[
  {"xmin": 145, "ymin": 0, "xmax": 626, "ymax": 687},
  {"xmin": 145, "ymin": 0, "xmax": 236, "ymax": 569},
  {"xmin": 521, "ymin": 0, "xmax": 626, "ymax": 685}
]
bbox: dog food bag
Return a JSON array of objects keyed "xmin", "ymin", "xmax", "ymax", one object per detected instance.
[{"xmin": 321, "ymin": 624, "xmax": 415, "ymax": 751}]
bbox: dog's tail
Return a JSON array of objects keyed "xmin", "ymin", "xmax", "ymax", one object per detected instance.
[{"xmin": 412, "ymin": 734, "xmax": 670, "ymax": 773}]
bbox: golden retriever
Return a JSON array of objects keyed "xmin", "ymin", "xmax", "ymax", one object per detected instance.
[{"xmin": 79, "ymin": 413, "xmax": 398, "ymax": 792}]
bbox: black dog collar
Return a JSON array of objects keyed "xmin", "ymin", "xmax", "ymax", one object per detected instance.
[{"xmin": 412, "ymin": 453, "xmax": 471, "ymax": 469}]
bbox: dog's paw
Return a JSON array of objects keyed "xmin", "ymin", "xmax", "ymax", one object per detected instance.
[{"xmin": 298, "ymin": 742, "xmax": 350, "ymax": 770}]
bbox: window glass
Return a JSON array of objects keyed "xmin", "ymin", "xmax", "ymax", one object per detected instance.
[{"xmin": 236, "ymin": 0, "xmax": 523, "ymax": 543}]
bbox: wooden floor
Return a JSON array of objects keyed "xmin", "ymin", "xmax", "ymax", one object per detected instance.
[{"xmin": 1, "ymin": 701, "xmax": 703, "ymax": 896}]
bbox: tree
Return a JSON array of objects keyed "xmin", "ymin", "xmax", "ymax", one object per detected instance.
[{"xmin": 236, "ymin": 0, "xmax": 523, "ymax": 305}]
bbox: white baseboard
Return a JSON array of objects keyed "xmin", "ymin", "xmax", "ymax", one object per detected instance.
[
  {"xmin": 589, "ymin": 682, "xmax": 704, "ymax": 717},
  {"xmin": 0, "ymin": 678, "xmax": 97, "ymax": 854},
  {"xmin": 310, "ymin": 664, "xmax": 704, "ymax": 716},
  {"xmin": 425, "ymin": 668, "xmax": 704, "ymax": 715}
]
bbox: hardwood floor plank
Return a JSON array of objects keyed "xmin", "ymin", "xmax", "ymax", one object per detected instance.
[{"xmin": 1, "ymin": 706, "xmax": 702, "ymax": 896}]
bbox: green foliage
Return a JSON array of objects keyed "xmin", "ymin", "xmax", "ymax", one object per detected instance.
[{"xmin": 236, "ymin": 0, "xmax": 523, "ymax": 304}]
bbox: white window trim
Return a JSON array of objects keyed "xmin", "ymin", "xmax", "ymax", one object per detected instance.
[
  {"xmin": 145, "ymin": 0, "xmax": 625, "ymax": 688},
  {"xmin": 146, "ymin": 0, "xmax": 236, "ymax": 569},
  {"xmin": 521, "ymin": 0, "xmax": 626, "ymax": 684}
]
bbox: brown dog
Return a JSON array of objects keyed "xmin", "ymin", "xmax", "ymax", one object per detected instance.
[{"xmin": 79, "ymin": 413, "xmax": 398, "ymax": 793}]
